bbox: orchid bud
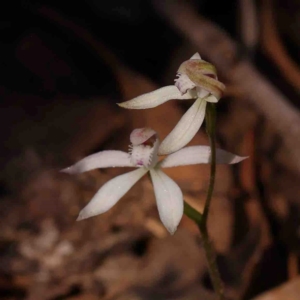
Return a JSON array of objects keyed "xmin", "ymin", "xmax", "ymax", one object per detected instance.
[{"xmin": 176, "ymin": 59, "xmax": 225, "ymax": 99}]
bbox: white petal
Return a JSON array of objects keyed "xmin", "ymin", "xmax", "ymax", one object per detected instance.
[
  {"xmin": 190, "ymin": 53, "xmax": 201, "ymax": 59},
  {"xmin": 215, "ymin": 148, "xmax": 248, "ymax": 164},
  {"xmin": 160, "ymin": 146, "xmax": 248, "ymax": 168},
  {"xmin": 150, "ymin": 168, "xmax": 183, "ymax": 234},
  {"xmin": 196, "ymin": 87, "xmax": 209, "ymax": 98},
  {"xmin": 205, "ymin": 95, "xmax": 218, "ymax": 103},
  {"xmin": 61, "ymin": 151, "xmax": 134, "ymax": 174},
  {"xmin": 77, "ymin": 168, "xmax": 148, "ymax": 220},
  {"xmin": 158, "ymin": 98, "xmax": 207, "ymax": 155},
  {"xmin": 118, "ymin": 86, "xmax": 197, "ymax": 109}
]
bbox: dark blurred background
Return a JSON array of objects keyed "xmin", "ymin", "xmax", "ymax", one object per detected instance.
[{"xmin": 1, "ymin": 0, "xmax": 300, "ymax": 299}]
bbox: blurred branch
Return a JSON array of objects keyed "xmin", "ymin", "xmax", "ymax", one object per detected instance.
[
  {"xmin": 37, "ymin": 7, "xmax": 120, "ymax": 70},
  {"xmin": 154, "ymin": 0, "xmax": 300, "ymax": 173},
  {"xmin": 261, "ymin": 0, "xmax": 300, "ymax": 93},
  {"xmin": 238, "ymin": 0, "xmax": 259, "ymax": 57},
  {"xmin": 36, "ymin": 6, "xmax": 161, "ymax": 101}
]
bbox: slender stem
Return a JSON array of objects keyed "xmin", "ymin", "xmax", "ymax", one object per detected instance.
[
  {"xmin": 203, "ymin": 103, "xmax": 217, "ymax": 223},
  {"xmin": 203, "ymin": 103, "xmax": 225, "ymax": 299},
  {"xmin": 184, "ymin": 103, "xmax": 225, "ymax": 300},
  {"xmin": 199, "ymin": 223, "xmax": 225, "ymax": 299},
  {"xmin": 184, "ymin": 201, "xmax": 203, "ymax": 224}
]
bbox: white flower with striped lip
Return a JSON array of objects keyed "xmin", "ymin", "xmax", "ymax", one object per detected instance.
[
  {"xmin": 118, "ymin": 53, "xmax": 225, "ymax": 155},
  {"xmin": 62, "ymin": 128, "xmax": 246, "ymax": 234}
]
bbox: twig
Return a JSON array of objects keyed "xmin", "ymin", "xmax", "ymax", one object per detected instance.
[
  {"xmin": 238, "ymin": 0, "xmax": 259, "ymax": 57},
  {"xmin": 261, "ymin": 0, "xmax": 300, "ymax": 92},
  {"xmin": 36, "ymin": 6, "xmax": 125, "ymax": 78}
]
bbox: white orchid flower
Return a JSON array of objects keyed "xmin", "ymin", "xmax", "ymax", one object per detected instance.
[
  {"xmin": 118, "ymin": 53, "xmax": 225, "ymax": 155},
  {"xmin": 62, "ymin": 128, "xmax": 245, "ymax": 234}
]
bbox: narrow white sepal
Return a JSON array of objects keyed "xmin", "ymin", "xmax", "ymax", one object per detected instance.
[
  {"xmin": 149, "ymin": 168, "xmax": 183, "ymax": 235},
  {"xmin": 118, "ymin": 86, "xmax": 197, "ymax": 109},
  {"xmin": 205, "ymin": 95, "xmax": 218, "ymax": 103},
  {"xmin": 197, "ymin": 87, "xmax": 210, "ymax": 98},
  {"xmin": 77, "ymin": 168, "xmax": 148, "ymax": 221},
  {"xmin": 158, "ymin": 98, "xmax": 207, "ymax": 155},
  {"xmin": 215, "ymin": 148, "xmax": 248, "ymax": 164},
  {"xmin": 190, "ymin": 53, "xmax": 201, "ymax": 59},
  {"xmin": 160, "ymin": 146, "xmax": 248, "ymax": 168},
  {"xmin": 61, "ymin": 151, "xmax": 134, "ymax": 174}
]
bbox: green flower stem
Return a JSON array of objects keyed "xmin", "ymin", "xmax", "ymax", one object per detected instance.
[
  {"xmin": 184, "ymin": 103, "xmax": 225, "ymax": 300},
  {"xmin": 199, "ymin": 223, "xmax": 225, "ymax": 300},
  {"xmin": 184, "ymin": 201, "xmax": 203, "ymax": 224}
]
